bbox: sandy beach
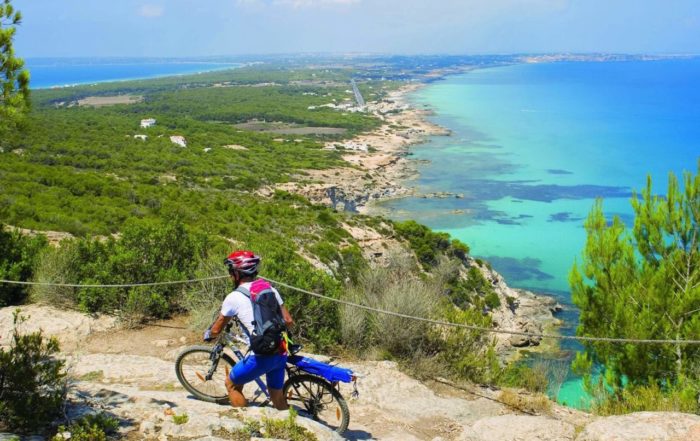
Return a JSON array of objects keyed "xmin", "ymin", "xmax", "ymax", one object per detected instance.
[{"xmin": 275, "ymin": 83, "xmax": 450, "ymax": 212}]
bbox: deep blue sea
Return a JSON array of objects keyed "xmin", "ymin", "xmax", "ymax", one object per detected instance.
[
  {"xmin": 376, "ymin": 59, "xmax": 700, "ymax": 406},
  {"xmin": 25, "ymin": 58, "xmax": 241, "ymax": 89}
]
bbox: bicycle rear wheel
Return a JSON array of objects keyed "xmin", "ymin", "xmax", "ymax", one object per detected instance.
[
  {"xmin": 283, "ymin": 374, "xmax": 350, "ymax": 434},
  {"xmin": 175, "ymin": 345, "xmax": 234, "ymax": 404}
]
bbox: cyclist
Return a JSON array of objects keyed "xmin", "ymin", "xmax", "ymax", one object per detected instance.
[{"xmin": 203, "ymin": 250, "xmax": 294, "ymax": 410}]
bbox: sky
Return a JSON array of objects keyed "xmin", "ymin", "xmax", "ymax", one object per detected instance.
[{"xmin": 13, "ymin": 0, "xmax": 700, "ymax": 57}]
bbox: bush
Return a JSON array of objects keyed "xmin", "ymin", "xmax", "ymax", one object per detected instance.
[
  {"xmin": 183, "ymin": 245, "xmax": 344, "ymax": 351},
  {"xmin": 484, "ymin": 291, "xmax": 501, "ymax": 309},
  {"xmin": 588, "ymin": 377, "xmax": 699, "ymax": 415},
  {"xmin": 172, "ymin": 413, "xmax": 189, "ymax": 425},
  {"xmin": 251, "ymin": 408, "xmax": 317, "ymax": 441},
  {"xmin": 51, "ymin": 413, "xmax": 119, "ymax": 441},
  {"xmin": 497, "ymin": 362, "xmax": 549, "ymax": 394},
  {"xmin": 498, "ymin": 389, "xmax": 552, "ymax": 415},
  {"xmin": 340, "ymin": 252, "xmax": 499, "ymax": 383},
  {"xmin": 393, "ymin": 220, "xmax": 451, "ymax": 268},
  {"xmin": 0, "ymin": 225, "xmax": 48, "ymax": 306},
  {"xmin": 436, "ymin": 305, "xmax": 499, "ymax": 383},
  {"xmin": 31, "ymin": 218, "xmax": 209, "ymax": 323},
  {"xmin": 0, "ymin": 310, "xmax": 67, "ymax": 433},
  {"xmin": 216, "ymin": 408, "xmax": 317, "ymax": 441},
  {"xmin": 340, "ymin": 252, "xmax": 438, "ymax": 356}
]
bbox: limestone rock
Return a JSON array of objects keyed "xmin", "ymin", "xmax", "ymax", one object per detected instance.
[
  {"xmin": 139, "ymin": 420, "xmax": 156, "ymax": 434},
  {"xmin": 0, "ymin": 305, "xmax": 116, "ymax": 350},
  {"xmin": 466, "ymin": 415, "xmax": 575, "ymax": 440},
  {"xmin": 152, "ymin": 338, "xmax": 175, "ymax": 348},
  {"xmin": 576, "ymin": 412, "xmax": 700, "ymax": 441}
]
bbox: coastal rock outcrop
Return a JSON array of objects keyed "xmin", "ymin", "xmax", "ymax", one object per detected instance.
[
  {"xmin": 472, "ymin": 260, "xmax": 563, "ymax": 355},
  {"xmin": 463, "ymin": 415, "xmax": 576, "ymax": 440},
  {"xmin": 576, "ymin": 412, "xmax": 700, "ymax": 441}
]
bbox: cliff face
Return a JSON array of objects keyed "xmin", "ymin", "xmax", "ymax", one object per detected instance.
[
  {"xmin": 1, "ymin": 305, "xmax": 698, "ymax": 441},
  {"xmin": 330, "ymin": 219, "xmax": 562, "ymax": 356},
  {"xmin": 476, "ymin": 261, "xmax": 563, "ymax": 356}
]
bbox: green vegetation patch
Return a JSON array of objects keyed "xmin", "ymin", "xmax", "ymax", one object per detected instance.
[{"xmin": 0, "ymin": 311, "xmax": 67, "ymax": 433}]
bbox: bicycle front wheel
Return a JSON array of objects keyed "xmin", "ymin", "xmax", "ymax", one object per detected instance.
[
  {"xmin": 283, "ymin": 374, "xmax": 350, "ymax": 434},
  {"xmin": 175, "ymin": 345, "xmax": 234, "ymax": 404}
]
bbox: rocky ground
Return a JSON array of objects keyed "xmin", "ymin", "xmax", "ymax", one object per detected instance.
[{"xmin": 2, "ymin": 305, "xmax": 700, "ymax": 441}]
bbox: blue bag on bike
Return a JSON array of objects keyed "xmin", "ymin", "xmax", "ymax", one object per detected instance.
[{"xmin": 289, "ymin": 355, "xmax": 353, "ymax": 383}]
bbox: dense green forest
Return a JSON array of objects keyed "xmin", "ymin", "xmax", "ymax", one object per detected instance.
[{"xmin": 1, "ymin": 66, "xmax": 384, "ymax": 235}]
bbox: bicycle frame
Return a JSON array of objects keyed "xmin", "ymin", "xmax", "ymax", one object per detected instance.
[
  {"xmin": 213, "ymin": 331, "xmax": 272, "ymax": 401},
  {"xmin": 210, "ymin": 319, "xmax": 358, "ymax": 402}
]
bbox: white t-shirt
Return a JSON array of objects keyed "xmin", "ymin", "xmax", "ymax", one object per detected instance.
[{"xmin": 221, "ymin": 280, "xmax": 284, "ymax": 344}]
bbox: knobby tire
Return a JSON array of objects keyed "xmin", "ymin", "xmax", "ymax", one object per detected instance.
[
  {"xmin": 175, "ymin": 345, "xmax": 234, "ymax": 404},
  {"xmin": 283, "ymin": 374, "xmax": 350, "ymax": 434}
]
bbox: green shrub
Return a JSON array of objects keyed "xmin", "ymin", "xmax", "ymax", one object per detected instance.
[
  {"xmin": 497, "ymin": 362, "xmax": 549, "ymax": 394},
  {"xmin": 589, "ymin": 378, "xmax": 699, "ymax": 415},
  {"xmin": 484, "ymin": 291, "xmax": 501, "ymax": 309},
  {"xmin": 450, "ymin": 239, "xmax": 470, "ymax": 260},
  {"xmin": 51, "ymin": 413, "xmax": 119, "ymax": 441},
  {"xmin": 217, "ymin": 409, "xmax": 317, "ymax": 441},
  {"xmin": 172, "ymin": 413, "xmax": 189, "ymax": 425},
  {"xmin": 32, "ymin": 218, "xmax": 209, "ymax": 322},
  {"xmin": 393, "ymin": 220, "xmax": 451, "ymax": 268},
  {"xmin": 0, "ymin": 225, "xmax": 48, "ymax": 306},
  {"xmin": 340, "ymin": 253, "xmax": 438, "ymax": 356},
  {"xmin": 340, "ymin": 253, "xmax": 498, "ymax": 383},
  {"xmin": 262, "ymin": 408, "xmax": 317, "ymax": 441},
  {"xmin": 436, "ymin": 305, "xmax": 499, "ymax": 383},
  {"xmin": 0, "ymin": 310, "xmax": 67, "ymax": 433}
]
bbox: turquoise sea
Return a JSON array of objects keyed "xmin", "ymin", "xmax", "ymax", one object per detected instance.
[
  {"xmin": 25, "ymin": 58, "xmax": 241, "ymax": 89},
  {"xmin": 378, "ymin": 59, "xmax": 700, "ymax": 406}
]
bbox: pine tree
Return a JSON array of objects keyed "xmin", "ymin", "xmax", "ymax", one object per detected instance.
[
  {"xmin": 570, "ymin": 162, "xmax": 700, "ymax": 390},
  {"xmin": 0, "ymin": 0, "xmax": 30, "ymax": 133}
]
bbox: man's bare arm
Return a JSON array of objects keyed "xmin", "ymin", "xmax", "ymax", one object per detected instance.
[
  {"xmin": 281, "ymin": 305, "xmax": 294, "ymax": 328},
  {"xmin": 208, "ymin": 314, "xmax": 232, "ymax": 338}
]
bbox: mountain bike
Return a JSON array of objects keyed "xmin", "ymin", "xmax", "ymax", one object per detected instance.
[{"xmin": 174, "ymin": 320, "xmax": 357, "ymax": 434}]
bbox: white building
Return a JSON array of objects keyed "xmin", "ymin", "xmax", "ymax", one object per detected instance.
[
  {"xmin": 140, "ymin": 118, "xmax": 156, "ymax": 128},
  {"xmin": 170, "ymin": 136, "xmax": 187, "ymax": 148},
  {"xmin": 134, "ymin": 135, "xmax": 148, "ymax": 141}
]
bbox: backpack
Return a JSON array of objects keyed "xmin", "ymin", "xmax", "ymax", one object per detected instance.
[{"xmin": 235, "ymin": 279, "xmax": 287, "ymax": 355}]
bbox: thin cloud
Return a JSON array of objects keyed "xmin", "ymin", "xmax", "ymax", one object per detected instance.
[
  {"xmin": 138, "ymin": 4, "xmax": 165, "ymax": 18},
  {"xmin": 277, "ymin": 0, "xmax": 361, "ymax": 5},
  {"xmin": 238, "ymin": 0, "xmax": 360, "ymax": 8}
]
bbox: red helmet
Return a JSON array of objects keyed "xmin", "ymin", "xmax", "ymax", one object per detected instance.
[{"xmin": 224, "ymin": 250, "xmax": 261, "ymax": 276}]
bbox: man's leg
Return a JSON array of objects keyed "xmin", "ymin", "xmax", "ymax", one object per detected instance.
[
  {"xmin": 229, "ymin": 356, "xmax": 266, "ymax": 408},
  {"xmin": 225, "ymin": 374, "xmax": 247, "ymax": 407},
  {"xmin": 266, "ymin": 356, "xmax": 289, "ymax": 410},
  {"xmin": 269, "ymin": 387, "xmax": 288, "ymax": 410}
]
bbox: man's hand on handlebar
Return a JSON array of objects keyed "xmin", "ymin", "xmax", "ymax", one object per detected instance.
[{"xmin": 204, "ymin": 314, "xmax": 233, "ymax": 343}]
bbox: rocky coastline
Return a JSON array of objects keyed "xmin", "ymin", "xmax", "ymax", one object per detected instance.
[
  {"xmin": 277, "ymin": 79, "xmax": 565, "ymax": 355},
  {"xmin": 275, "ymin": 83, "xmax": 451, "ymax": 212}
]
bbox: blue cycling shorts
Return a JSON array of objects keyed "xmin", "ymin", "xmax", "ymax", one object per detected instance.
[{"xmin": 230, "ymin": 353, "xmax": 287, "ymax": 390}]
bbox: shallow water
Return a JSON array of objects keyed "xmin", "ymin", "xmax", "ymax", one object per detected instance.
[
  {"xmin": 26, "ymin": 58, "xmax": 240, "ymax": 89},
  {"xmin": 378, "ymin": 59, "xmax": 700, "ymax": 407}
]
